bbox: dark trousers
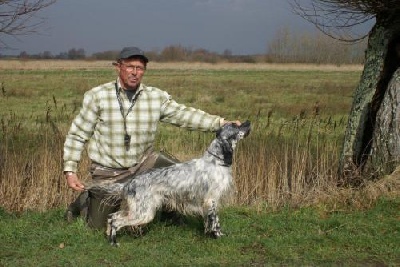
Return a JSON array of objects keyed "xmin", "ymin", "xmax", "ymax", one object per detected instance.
[{"xmin": 67, "ymin": 150, "xmax": 180, "ymax": 229}]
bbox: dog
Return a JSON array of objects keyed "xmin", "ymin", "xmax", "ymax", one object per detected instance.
[{"xmin": 85, "ymin": 120, "xmax": 251, "ymax": 246}]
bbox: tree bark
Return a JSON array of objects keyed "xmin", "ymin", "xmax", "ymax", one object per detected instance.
[
  {"xmin": 339, "ymin": 16, "xmax": 400, "ymax": 184},
  {"xmin": 339, "ymin": 24, "xmax": 389, "ymax": 182},
  {"xmin": 367, "ymin": 68, "xmax": 400, "ymax": 175}
]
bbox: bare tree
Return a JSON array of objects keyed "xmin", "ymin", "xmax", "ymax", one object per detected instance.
[
  {"xmin": 290, "ymin": 0, "xmax": 395, "ymax": 41},
  {"xmin": 291, "ymin": 0, "xmax": 400, "ymax": 184},
  {"xmin": 0, "ymin": 0, "xmax": 56, "ymax": 48},
  {"xmin": 267, "ymin": 26, "xmax": 367, "ymax": 64}
]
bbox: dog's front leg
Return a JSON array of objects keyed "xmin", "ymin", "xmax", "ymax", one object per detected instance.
[
  {"xmin": 203, "ymin": 199, "xmax": 223, "ymax": 238},
  {"xmin": 107, "ymin": 214, "xmax": 119, "ymax": 247}
]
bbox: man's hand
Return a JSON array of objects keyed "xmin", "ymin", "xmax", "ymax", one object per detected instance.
[
  {"xmin": 229, "ymin": 120, "xmax": 241, "ymax": 126},
  {"xmin": 220, "ymin": 118, "xmax": 241, "ymax": 126},
  {"xmin": 65, "ymin": 172, "xmax": 85, "ymax": 191}
]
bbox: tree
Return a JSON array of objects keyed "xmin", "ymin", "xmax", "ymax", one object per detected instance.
[
  {"xmin": 41, "ymin": 50, "xmax": 52, "ymax": 59},
  {"xmin": 160, "ymin": 45, "xmax": 188, "ymax": 62},
  {"xmin": 92, "ymin": 50, "xmax": 119, "ymax": 60},
  {"xmin": 67, "ymin": 48, "xmax": 85, "ymax": 60},
  {"xmin": 18, "ymin": 50, "xmax": 29, "ymax": 59},
  {"xmin": 0, "ymin": 0, "xmax": 56, "ymax": 48},
  {"xmin": 267, "ymin": 27, "xmax": 366, "ymax": 64},
  {"xmin": 291, "ymin": 0, "xmax": 400, "ymax": 184}
]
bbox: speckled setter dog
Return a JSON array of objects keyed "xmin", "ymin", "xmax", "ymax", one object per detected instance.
[{"xmin": 85, "ymin": 120, "xmax": 251, "ymax": 246}]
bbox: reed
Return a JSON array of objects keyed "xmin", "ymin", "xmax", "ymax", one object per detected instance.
[{"xmin": 1, "ymin": 108, "xmax": 397, "ymax": 213}]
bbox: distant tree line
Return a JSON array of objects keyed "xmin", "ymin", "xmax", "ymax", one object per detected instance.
[
  {"xmin": 2, "ymin": 29, "xmax": 368, "ymax": 64},
  {"xmin": 267, "ymin": 27, "xmax": 367, "ymax": 64},
  {"xmin": 13, "ymin": 45, "xmax": 263, "ymax": 64},
  {"xmin": 18, "ymin": 48, "xmax": 86, "ymax": 60}
]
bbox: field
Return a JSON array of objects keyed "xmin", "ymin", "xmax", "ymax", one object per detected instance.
[{"xmin": 0, "ymin": 60, "xmax": 399, "ymax": 266}]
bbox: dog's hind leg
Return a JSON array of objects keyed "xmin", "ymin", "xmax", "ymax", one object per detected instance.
[
  {"xmin": 107, "ymin": 197, "xmax": 158, "ymax": 246},
  {"xmin": 107, "ymin": 199, "xmax": 136, "ymax": 246},
  {"xmin": 203, "ymin": 199, "xmax": 223, "ymax": 238}
]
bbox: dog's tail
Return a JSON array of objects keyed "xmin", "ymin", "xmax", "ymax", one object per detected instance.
[{"xmin": 83, "ymin": 179, "xmax": 126, "ymax": 196}]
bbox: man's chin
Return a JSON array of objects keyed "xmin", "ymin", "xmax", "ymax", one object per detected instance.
[{"xmin": 127, "ymin": 83, "xmax": 140, "ymax": 90}]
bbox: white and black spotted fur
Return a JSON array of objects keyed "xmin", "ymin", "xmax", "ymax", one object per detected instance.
[{"xmin": 85, "ymin": 121, "xmax": 251, "ymax": 246}]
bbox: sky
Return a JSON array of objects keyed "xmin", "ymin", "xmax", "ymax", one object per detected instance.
[{"xmin": 1, "ymin": 0, "xmax": 373, "ymax": 56}]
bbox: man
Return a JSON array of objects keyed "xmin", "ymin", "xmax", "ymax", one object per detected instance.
[{"xmin": 64, "ymin": 46, "xmax": 238, "ymax": 228}]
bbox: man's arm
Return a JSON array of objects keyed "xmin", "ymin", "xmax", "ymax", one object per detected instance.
[
  {"xmin": 63, "ymin": 90, "xmax": 98, "ymax": 189},
  {"xmin": 160, "ymin": 94, "xmax": 224, "ymax": 131}
]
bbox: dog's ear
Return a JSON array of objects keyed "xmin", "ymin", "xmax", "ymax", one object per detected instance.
[{"xmin": 221, "ymin": 139, "xmax": 233, "ymax": 165}]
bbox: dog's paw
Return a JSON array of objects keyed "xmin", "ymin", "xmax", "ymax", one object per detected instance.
[
  {"xmin": 213, "ymin": 231, "xmax": 224, "ymax": 238},
  {"xmin": 108, "ymin": 231, "xmax": 119, "ymax": 247},
  {"xmin": 210, "ymin": 230, "xmax": 224, "ymax": 239},
  {"xmin": 110, "ymin": 241, "xmax": 120, "ymax": 247}
]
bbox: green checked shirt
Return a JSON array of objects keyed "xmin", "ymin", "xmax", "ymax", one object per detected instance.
[{"xmin": 63, "ymin": 80, "xmax": 223, "ymax": 172}]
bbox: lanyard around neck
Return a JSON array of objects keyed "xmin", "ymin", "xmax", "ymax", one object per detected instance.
[{"xmin": 115, "ymin": 82, "xmax": 142, "ymax": 150}]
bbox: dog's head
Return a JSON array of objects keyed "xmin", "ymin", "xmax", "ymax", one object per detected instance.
[{"xmin": 215, "ymin": 120, "xmax": 251, "ymax": 165}]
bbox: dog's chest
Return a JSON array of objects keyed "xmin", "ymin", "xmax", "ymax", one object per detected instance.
[{"xmin": 195, "ymin": 159, "xmax": 232, "ymax": 189}]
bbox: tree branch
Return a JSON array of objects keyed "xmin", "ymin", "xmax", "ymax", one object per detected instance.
[
  {"xmin": 0, "ymin": 0, "xmax": 56, "ymax": 47},
  {"xmin": 289, "ymin": 0, "xmax": 394, "ymax": 42}
]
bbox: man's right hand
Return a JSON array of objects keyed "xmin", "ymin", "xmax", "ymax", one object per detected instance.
[{"xmin": 65, "ymin": 172, "xmax": 85, "ymax": 191}]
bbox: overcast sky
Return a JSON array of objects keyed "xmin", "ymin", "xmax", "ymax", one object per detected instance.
[{"xmin": 2, "ymin": 0, "xmax": 373, "ymax": 56}]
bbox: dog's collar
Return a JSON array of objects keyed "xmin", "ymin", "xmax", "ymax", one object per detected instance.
[{"xmin": 207, "ymin": 150, "xmax": 230, "ymax": 167}]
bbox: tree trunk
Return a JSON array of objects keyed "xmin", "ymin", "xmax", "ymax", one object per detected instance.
[
  {"xmin": 366, "ymin": 69, "xmax": 400, "ymax": 175},
  {"xmin": 339, "ymin": 15, "xmax": 400, "ymax": 184}
]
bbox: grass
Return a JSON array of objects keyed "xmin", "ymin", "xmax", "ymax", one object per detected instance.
[
  {"xmin": 0, "ymin": 60, "xmax": 399, "ymax": 266},
  {"xmin": 0, "ymin": 62, "xmax": 362, "ymax": 212},
  {"xmin": 0, "ymin": 64, "xmax": 359, "ymax": 121},
  {"xmin": 0, "ymin": 198, "xmax": 398, "ymax": 266}
]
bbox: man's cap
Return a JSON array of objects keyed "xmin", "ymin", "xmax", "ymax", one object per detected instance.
[{"xmin": 115, "ymin": 47, "xmax": 149, "ymax": 63}]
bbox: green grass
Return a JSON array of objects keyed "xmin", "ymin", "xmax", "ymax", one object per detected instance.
[
  {"xmin": 0, "ymin": 68, "xmax": 359, "ymax": 124},
  {"xmin": 0, "ymin": 198, "xmax": 398, "ymax": 266}
]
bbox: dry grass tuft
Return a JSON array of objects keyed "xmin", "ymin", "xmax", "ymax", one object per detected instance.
[{"xmin": 286, "ymin": 171, "xmax": 400, "ymax": 212}]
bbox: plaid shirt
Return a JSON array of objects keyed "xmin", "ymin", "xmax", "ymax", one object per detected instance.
[{"xmin": 63, "ymin": 80, "xmax": 223, "ymax": 172}]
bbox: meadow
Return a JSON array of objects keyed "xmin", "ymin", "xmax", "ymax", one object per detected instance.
[{"xmin": 0, "ymin": 60, "xmax": 399, "ymax": 266}]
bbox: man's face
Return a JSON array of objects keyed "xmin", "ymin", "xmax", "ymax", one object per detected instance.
[{"xmin": 116, "ymin": 58, "xmax": 146, "ymax": 90}]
